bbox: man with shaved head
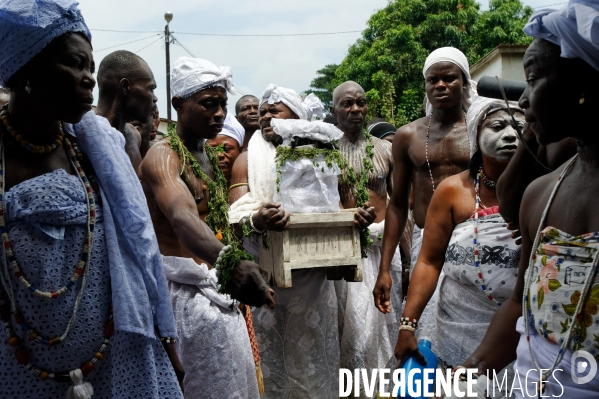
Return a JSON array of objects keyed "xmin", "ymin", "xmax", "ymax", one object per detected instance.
[
  {"xmin": 235, "ymin": 94, "xmax": 259, "ymax": 151},
  {"xmin": 331, "ymin": 81, "xmax": 399, "ymax": 393},
  {"xmin": 373, "ymin": 47, "xmax": 475, "ymax": 351},
  {"xmin": 96, "ymin": 50, "xmax": 157, "ymax": 171}
]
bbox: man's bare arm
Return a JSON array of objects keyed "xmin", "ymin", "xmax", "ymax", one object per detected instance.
[
  {"xmin": 229, "ymin": 151, "xmax": 250, "ymax": 205},
  {"xmin": 141, "ymin": 144, "xmax": 223, "ymax": 264},
  {"xmin": 374, "ymin": 125, "xmax": 414, "ymax": 313}
]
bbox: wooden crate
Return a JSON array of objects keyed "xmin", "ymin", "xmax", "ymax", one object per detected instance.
[{"xmin": 259, "ymin": 209, "xmax": 363, "ymax": 288}]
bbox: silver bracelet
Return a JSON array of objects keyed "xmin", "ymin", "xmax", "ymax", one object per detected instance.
[
  {"xmin": 214, "ymin": 245, "xmax": 232, "ymax": 270},
  {"xmin": 249, "ymin": 212, "xmax": 265, "ymax": 234}
]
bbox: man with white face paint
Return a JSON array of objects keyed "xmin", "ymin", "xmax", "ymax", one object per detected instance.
[{"xmin": 394, "ymin": 97, "xmax": 523, "ymax": 396}]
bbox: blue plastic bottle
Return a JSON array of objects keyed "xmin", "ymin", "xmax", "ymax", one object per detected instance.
[{"xmin": 397, "ymin": 338, "xmax": 438, "ymax": 398}]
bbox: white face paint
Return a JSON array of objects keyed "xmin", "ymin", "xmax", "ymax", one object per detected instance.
[{"xmin": 478, "ymin": 110, "xmax": 524, "ymax": 162}]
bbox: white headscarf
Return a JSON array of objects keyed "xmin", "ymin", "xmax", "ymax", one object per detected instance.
[
  {"xmin": 259, "ymin": 84, "xmax": 325, "ymax": 121},
  {"xmin": 523, "ymin": 0, "xmax": 599, "ymax": 72},
  {"xmin": 422, "ymin": 47, "xmax": 478, "ymax": 116},
  {"xmin": 170, "ymin": 57, "xmax": 235, "ymax": 99},
  {"xmin": 219, "ymin": 112, "xmax": 244, "ymax": 147},
  {"xmin": 466, "ymin": 96, "xmax": 523, "ymax": 158}
]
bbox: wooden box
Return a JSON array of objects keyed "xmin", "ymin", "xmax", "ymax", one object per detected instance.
[{"xmin": 259, "ymin": 209, "xmax": 363, "ymax": 288}]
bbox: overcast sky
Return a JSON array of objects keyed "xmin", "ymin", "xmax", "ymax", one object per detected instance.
[{"xmin": 78, "ymin": 0, "xmax": 565, "ymax": 120}]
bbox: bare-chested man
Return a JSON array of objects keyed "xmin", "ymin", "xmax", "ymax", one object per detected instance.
[
  {"xmin": 139, "ymin": 57, "xmax": 273, "ymax": 399},
  {"xmin": 229, "ymin": 84, "xmax": 375, "ymax": 399},
  {"xmin": 235, "ymin": 94, "xmax": 259, "ymax": 151},
  {"xmin": 96, "ymin": 50, "xmax": 157, "ymax": 171},
  {"xmin": 374, "ymin": 47, "xmax": 475, "ymax": 346},
  {"xmin": 331, "ymin": 81, "xmax": 400, "ymax": 393}
]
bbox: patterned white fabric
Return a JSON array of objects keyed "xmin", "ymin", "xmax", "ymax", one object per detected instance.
[
  {"xmin": 335, "ymin": 220, "xmax": 403, "ymax": 399},
  {"xmin": 170, "ymin": 57, "xmax": 235, "ymax": 99},
  {"xmin": 0, "ymin": 0, "xmax": 91, "ymax": 87},
  {"xmin": 271, "ymin": 119, "xmax": 343, "ymax": 147},
  {"xmin": 524, "ymin": 0, "xmax": 599, "ymax": 72},
  {"xmin": 0, "ymin": 169, "xmax": 182, "ymax": 398},
  {"xmin": 252, "ymin": 269, "xmax": 340, "ymax": 399},
  {"xmin": 164, "ymin": 256, "xmax": 259, "ymax": 399},
  {"xmin": 64, "ymin": 112, "xmax": 177, "ymax": 339}
]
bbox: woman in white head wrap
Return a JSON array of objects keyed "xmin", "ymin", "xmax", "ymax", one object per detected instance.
[
  {"xmin": 0, "ymin": 1, "xmax": 183, "ymax": 398},
  {"xmin": 394, "ymin": 96, "xmax": 524, "ymax": 394},
  {"xmin": 206, "ymin": 113, "xmax": 244, "ymax": 185},
  {"xmin": 422, "ymin": 47, "xmax": 478, "ymax": 116}
]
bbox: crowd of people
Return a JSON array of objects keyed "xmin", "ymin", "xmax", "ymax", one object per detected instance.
[{"xmin": 0, "ymin": 0, "xmax": 598, "ymax": 398}]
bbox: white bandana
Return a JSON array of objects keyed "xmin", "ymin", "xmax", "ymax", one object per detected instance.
[
  {"xmin": 422, "ymin": 47, "xmax": 478, "ymax": 116},
  {"xmin": 170, "ymin": 57, "xmax": 235, "ymax": 99},
  {"xmin": 219, "ymin": 112, "xmax": 244, "ymax": 147}
]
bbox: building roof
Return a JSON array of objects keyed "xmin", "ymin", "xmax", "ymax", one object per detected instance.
[{"xmin": 470, "ymin": 44, "xmax": 529, "ymax": 76}]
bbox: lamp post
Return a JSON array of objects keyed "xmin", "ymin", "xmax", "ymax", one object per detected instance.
[{"xmin": 164, "ymin": 12, "xmax": 173, "ymax": 122}]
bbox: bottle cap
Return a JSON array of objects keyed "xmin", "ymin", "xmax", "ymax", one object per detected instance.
[{"xmin": 418, "ymin": 338, "xmax": 432, "ymax": 349}]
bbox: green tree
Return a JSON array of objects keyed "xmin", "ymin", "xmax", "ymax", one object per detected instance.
[
  {"xmin": 304, "ymin": 63, "xmax": 338, "ymax": 111},
  {"xmin": 307, "ymin": 0, "xmax": 533, "ymax": 125}
]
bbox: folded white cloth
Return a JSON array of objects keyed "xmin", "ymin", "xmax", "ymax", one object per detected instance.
[{"xmin": 271, "ymin": 119, "xmax": 343, "ymax": 146}]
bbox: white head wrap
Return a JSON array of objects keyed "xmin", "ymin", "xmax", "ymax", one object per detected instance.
[
  {"xmin": 0, "ymin": 0, "xmax": 91, "ymax": 87},
  {"xmin": 259, "ymin": 84, "xmax": 325, "ymax": 121},
  {"xmin": 171, "ymin": 57, "xmax": 236, "ymax": 99},
  {"xmin": 422, "ymin": 47, "xmax": 478, "ymax": 116},
  {"xmin": 219, "ymin": 112, "xmax": 244, "ymax": 147},
  {"xmin": 466, "ymin": 96, "xmax": 523, "ymax": 158},
  {"xmin": 523, "ymin": 0, "xmax": 599, "ymax": 72}
]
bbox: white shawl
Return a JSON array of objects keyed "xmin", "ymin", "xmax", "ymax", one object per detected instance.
[{"xmin": 228, "ymin": 131, "xmax": 277, "ymax": 224}]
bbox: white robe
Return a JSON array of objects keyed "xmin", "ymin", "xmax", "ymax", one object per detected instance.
[{"xmin": 163, "ymin": 256, "xmax": 259, "ymax": 399}]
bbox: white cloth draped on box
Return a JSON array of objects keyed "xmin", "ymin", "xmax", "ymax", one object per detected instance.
[
  {"xmin": 334, "ymin": 220, "xmax": 403, "ymax": 399},
  {"xmin": 162, "ymin": 256, "xmax": 259, "ymax": 399},
  {"xmin": 228, "ymin": 130, "xmax": 341, "ymax": 398}
]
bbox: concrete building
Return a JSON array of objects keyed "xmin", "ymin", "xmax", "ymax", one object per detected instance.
[{"xmin": 470, "ymin": 44, "xmax": 529, "ymax": 83}]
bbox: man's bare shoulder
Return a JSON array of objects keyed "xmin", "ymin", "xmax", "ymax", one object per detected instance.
[
  {"xmin": 395, "ymin": 116, "xmax": 427, "ymax": 138},
  {"xmin": 139, "ymin": 140, "xmax": 180, "ymax": 182},
  {"xmin": 124, "ymin": 123, "xmax": 142, "ymax": 149},
  {"xmin": 371, "ymin": 136, "xmax": 393, "ymax": 160},
  {"xmin": 231, "ymin": 151, "xmax": 249, "ymax": 179}
]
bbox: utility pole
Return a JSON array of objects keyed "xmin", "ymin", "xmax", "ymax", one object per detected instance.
[{"xmin": 164, "ymin": 12, "xmax": 173, "ymax": 122}]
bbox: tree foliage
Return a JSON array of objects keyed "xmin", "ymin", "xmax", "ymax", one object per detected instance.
[
  {"xmin": 306, "ymin": 0, "xmax": 533, "ymax": 125},
  {"xmin": 305, "ymin": 63, "xmax": 338, "ymax": 111}
]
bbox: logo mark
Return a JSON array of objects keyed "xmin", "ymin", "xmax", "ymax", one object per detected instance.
[{"xmin": 571, "ymin": 351, "xmax": 598, "ymax": 385}]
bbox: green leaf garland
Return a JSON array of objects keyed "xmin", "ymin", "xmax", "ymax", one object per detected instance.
[{"xmin": 166, "ymin": 123, "xmax": 253, "ymax": 295}]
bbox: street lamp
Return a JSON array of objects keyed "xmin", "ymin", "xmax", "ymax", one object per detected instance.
[{"xmin": 164, "ymin": 12, "xmax": 173, "ymax": 121}]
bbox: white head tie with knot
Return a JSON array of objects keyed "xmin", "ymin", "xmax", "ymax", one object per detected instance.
[
  {"xmin": 170, "ymin": 57, "xmax": 236, "ymax": 99},
  {"xmin": 219, "ymin": 112, "xmax": 245, "ymax": 147},
  {"xmin": 259, "ymin": 84, "xmax": 325, "ymax": 121},
  {"xmin": 523, "ymin": 0, "xmax": 599, "ymax": 72},
  {"xmin": 422, "ymin": 47, "xmax": 478, "ymax": 116},
  {"xmin": 466, "ymin": 96, "xmax": 523, "ymax": 158}
]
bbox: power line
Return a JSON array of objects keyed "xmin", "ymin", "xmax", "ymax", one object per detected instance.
[
  {"xmin": 173, "ymin": 30, "xmax": 362, "ymax": 37},
  {"xmin": 91, "ymin": 28, "xmax": 161, "ymax": 33},
  {"xmin": 533, "ymin": 2, "xmax": 566, "ymax": 9},
  {"xmin": 94, "ymin": 34, "xmax": 162, "ymax": 52},
  {"xmin": 134, "ymin": 35, "xmax": 164, "ymax": 54},
  {"xmin": 171, "ymin": 34, "xmax": 196, "ymax": 58}
]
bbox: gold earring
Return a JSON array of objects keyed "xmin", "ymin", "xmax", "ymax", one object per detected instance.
[{"xmin": 579, "ymin": 93, "xmax": 585, "ymax": 105}]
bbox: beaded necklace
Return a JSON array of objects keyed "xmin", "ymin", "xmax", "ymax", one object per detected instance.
[
  {"xmin": 0, "ymin": 109, "xmax": 64, "ymax": 154},
  {"xmin": 479, "ymin": 169, "xmax": 496, "ymax": 188},
  {"xmin": 522, "ymin": 155, "xmax": 599, "ymax": 396},
  {"xmin": 425, "ymin": 112, "xmax": 466, "ymax": 192},
  {"xmin": 473, "ymin": 165, "xmax": 501, "ymax": 306},
  {"xmin": 0, "ymin": 135, "xmax": 96, "ymax": 346}
]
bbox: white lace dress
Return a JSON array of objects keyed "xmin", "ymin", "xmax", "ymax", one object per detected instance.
[
  {"xmin": 0, "ymin": 169, "xmax": 182, "ymax": 398},
  {"xmin": 252, "ymin": 269, "xmax": 340, "ymax": 399}
]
